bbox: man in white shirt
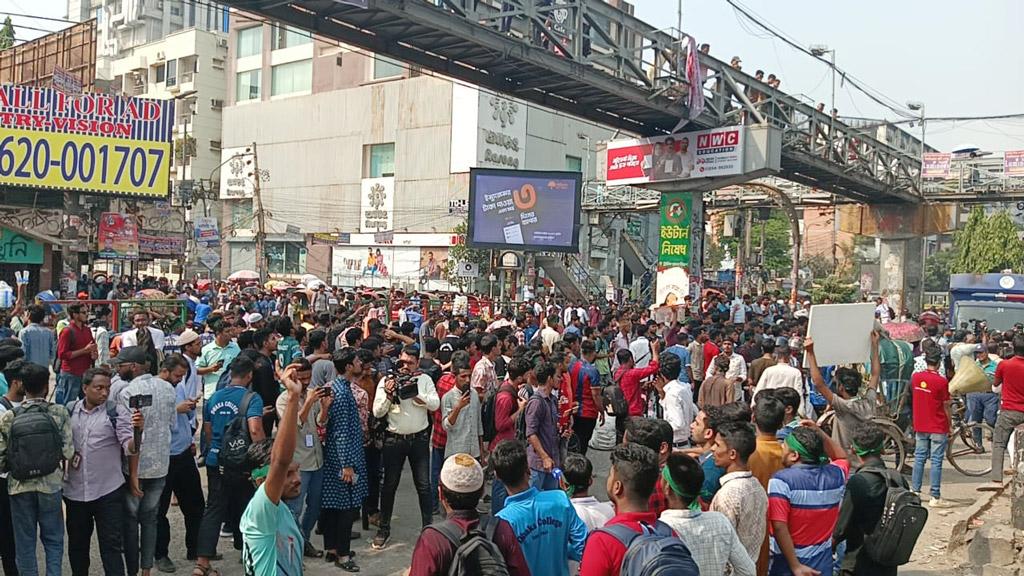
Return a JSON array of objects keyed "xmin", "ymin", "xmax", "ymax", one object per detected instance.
[
  {"xmin": 649, "ymin": 355, "xmax": 696, "ymax": 447},
  {"xmin": 540, "ymin": 314, "xmax": 562, "ymax": 355},
  {"xmin": 370, "ymin": 344, "xmax": 439, "ymax": 551},
  {"xmin": 731, "ymin": 295, "xmax": 748, "ymax": 325},
  {"xmin": 119, "ymin": 308, "xmax": 167, "ymax": 351},
  {"xmin": 629, "ymin": 321, "xmax": 657, "ymax": 369},
  {"xmin": 874, "ymin": 297, "xmax": 891, "ymax": 324},
  {"xmin": 706, "ymin": 339, "xmax": 747, "ymax": 399},
  {"xmin": 751, "ymin": 345, "xmax": 804, "ymax": 406}
]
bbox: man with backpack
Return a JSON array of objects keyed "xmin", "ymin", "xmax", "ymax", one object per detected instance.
[
  {"xmin": 570, "ymin": 339, "xmax": 603, "ymax": 456},
  {"xmin": 834, "ymin": 421, "xmax": 924, "ymax": 576},
  {"xmin": 409, "ymin": 453, "xmax": 530, "ymax": 576},
  {"xmin": 579, "ymin": 443, "xmax": 700, "ymax": 576},
  {"xmin": 0, "ymin": 361, "xmax": 75, "ymax": 576},
  {"xmin": 56, "ymin": 302, "xmax": 97, "ymax": 405},
  {"xmin": 486, "ymin": 356, "xmax": 530, "ymax": 514},
  {"xmin": 64, "ymin": 366, "xmax": 145, "ymax": 576},
  {"xmin": 193, "ymin": 356, "xmax": 266, "ymax": 576},
  {"xmin": 493, "ymin": 439, "xmax": 587, "ymax": 576}
]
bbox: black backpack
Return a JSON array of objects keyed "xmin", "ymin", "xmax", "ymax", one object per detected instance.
[
  {"xmin": 597, "ymin": 521, "xmax": 700, "ymax": 576},
  {"xmin": 861, "ymin": 468, "xmax": 928, "ymax": 566},
  {"xmin": 6, "ymin": 402, "xmax": 64, "ymax": 481},
  {"xmin": 515, "ymin": 393, "xmax": 537, "ymax": 442},
  {"xmin": 219, "ymin": 390, "xmax": 257, "ymax": 472},
  {"xmin": 482, "ymin": 384, "xmax": 515, "ymax": 442},
  {"xmin": 427, "ymin": 516, "xmax": 510, "ymax": 576}
]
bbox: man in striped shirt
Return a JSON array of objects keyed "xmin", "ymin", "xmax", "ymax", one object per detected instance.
[{"xmin": 767, "ymin": 421, "xmax": 848, "ymax": 576}]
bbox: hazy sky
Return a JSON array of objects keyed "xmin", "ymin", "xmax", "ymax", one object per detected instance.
[{"xmin": 3, "ymin": 0, "xmax": 1022, "ymax": 152}]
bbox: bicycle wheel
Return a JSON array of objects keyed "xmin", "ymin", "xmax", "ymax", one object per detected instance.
[
  {"xmin": 872, "ymin": 419, "xmax": 907, "ymax": 472},
  {"xmin": 947, "ymin": 422, "xmax": 994, "ymax": 477}
]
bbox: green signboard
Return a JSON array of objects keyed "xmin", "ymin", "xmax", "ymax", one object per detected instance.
[
  {"xmin": 658, "ymin": 192, "xmax": 692, "ymax": 267},
  {"xmin": 0, "ymin": 227, "xmax": 44, "ymax": 265}
]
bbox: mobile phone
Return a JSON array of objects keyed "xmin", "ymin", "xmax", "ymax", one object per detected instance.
[{"xmin": 129, "ymin": 394, "xmax": 153, "ymax": 409}]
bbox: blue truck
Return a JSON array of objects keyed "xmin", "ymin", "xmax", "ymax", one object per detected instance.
[{"xmin": 949, "ymin": 273, "xmax": 1024, "ymax": 331}]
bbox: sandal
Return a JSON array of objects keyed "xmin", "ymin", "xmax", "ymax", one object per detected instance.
[
  {"xmin": 335, "ymin": 558, "xmax": 360, "ymax": 573},
  {"xmin": 325, "ymin": 551, "xmax": 338, "ymax": 563},
  {"xmin": 191, "ymin": 566, "xmax": 220, "ymax": 576}
]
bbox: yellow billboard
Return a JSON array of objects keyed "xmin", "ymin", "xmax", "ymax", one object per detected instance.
[{"xmin": 0, "ymin": 85, "xmax": 174, "ymax": 198}]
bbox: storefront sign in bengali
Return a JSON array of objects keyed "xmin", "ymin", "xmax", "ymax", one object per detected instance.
[
  {"xmin": 1004, "ymin": 150, "xmax": 1024, "ymax": 177},
  {"xmin": 0, "ymin": 227, "xmax": 44, "ymax": 264},
  {"xmin": 921, "ymin": 152, "xmax": 951, "ymax": 179},
  {"xmin": 139, "ymin": 231, "xmax": 184, "ymax": 255},
  {"xmin": 0, "ymin": 86, "xmax": 173, "ymax": 198},
  {"xmin": 658, "ymin": 192, "xmax": 693, "ymax": 268},
  {"xmin": 605, "ymin": 126, "xmax": 744, "ymax": 186},
  {"xmin": 97, "ymin": 212, "xmax": 139, "ymax": 259},
  {"xmin": 193, "ymin": 216, "xmax": 220, "ymax": 246},
  {"xmin": 360, "ymin": 177, "xmax": 395, "ymax": 233}
]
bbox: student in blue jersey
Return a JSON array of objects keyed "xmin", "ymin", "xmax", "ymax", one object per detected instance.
[
  {"xmin": 492, "ymin": 438, "xmax": 588, "ymax": 576},
  {"xmin": 240, "ymin": 363, "xmax": 306, "ymax": 576}
]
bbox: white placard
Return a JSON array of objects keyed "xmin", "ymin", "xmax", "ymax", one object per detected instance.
[{"xmin": 803, "ymin": 303, "xmax": 876, "ymax": 368}]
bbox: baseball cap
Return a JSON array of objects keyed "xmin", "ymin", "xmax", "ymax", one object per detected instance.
[
  {"xmin": 439, "ymin": 454, "xmax": 484, "ymax": 493},
  {"xmin": 244, "ymin": 312, "xmax": 264, "ymax": 326},
  {"xmin": 177, "ymin": 329, "xmax": 200, "ymax": 347},
  {"xmin": 114, "ymin": 346, "xmax": 147, "ymax": 365}
]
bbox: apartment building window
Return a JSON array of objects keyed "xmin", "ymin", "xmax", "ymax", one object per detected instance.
[
  {"xmin": 231, "ymin": 200, "xmax": 253, "ymax": 231},
  {"xmin": 372, "ymin": 55, "xmax": 404, "ymax": 80},
  {"xmin": 266, "ymin": 242, "xmax": 306, "ymax": 275},
  {"xmin": 271, "ymin": 24, "xmax": 311, "ymax": 50},
  {"xmin": 565, "ymin": 155, "xmax": 582, "ymax": 172},
  {"xmin": 236, "ymin": 69, "xmax": 261, "ymax": 101},
  {"xmin": 165, "ymin": 59, "xmax": 178, "ymax": 87},
  {"xmin": 237, "ymin": 26, "xmax": 262, "ymax": 58},
  {"xmin": 154, "ymin": 64, "xmax": 165, "ymax": 83},
  {"xmin": 367, "ymin": 143, "xmax": 395, "ymax": 178},
  {"xmin": 271, "ymin": 60, "xmax": 312, "ymax": 96}
]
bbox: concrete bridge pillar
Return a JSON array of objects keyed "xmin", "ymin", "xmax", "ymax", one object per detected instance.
[{"xmin": 879, "ymin": 237, "xmax": 924, "ymax": 316}]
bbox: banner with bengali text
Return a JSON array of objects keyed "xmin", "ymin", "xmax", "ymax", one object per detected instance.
[
  {"xmin": 97, "ymin": 212, "xmax": 139, "ymax": 259},
  {"xmin": 1005, "ymin": 150, "xmax": 1024, "ymax": 177},
  {"xmin": 921, "ymin": 152, "xmax": 951, "ymax": 179}
]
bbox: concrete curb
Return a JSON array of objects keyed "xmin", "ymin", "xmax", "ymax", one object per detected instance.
[{"xmin": 948, "ymin": 481, "xmax": 1007, "ymax": 554}]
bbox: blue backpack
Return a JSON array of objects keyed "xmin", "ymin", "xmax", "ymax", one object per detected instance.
[{"xmin": 597, "ymin": 521, "xmax": 699, "ymax": 576}]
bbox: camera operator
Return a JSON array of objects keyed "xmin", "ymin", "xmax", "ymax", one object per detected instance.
[{"xmin": 370, "ymin": 343, "xmax": 439, "ymax": 551}]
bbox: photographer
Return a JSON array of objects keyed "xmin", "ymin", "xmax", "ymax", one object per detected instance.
[{"xmin": 370, "ymin": 344, "xmax": 439, "ymax": 551}]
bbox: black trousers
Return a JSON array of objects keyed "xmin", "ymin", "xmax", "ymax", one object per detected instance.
[
  {"xmin": 65, "ymin": 487, "xmax": 126, "ymax": 576},
  {"xmin": 572, "ymin": 417, "xmax": 597, "ymax": 456},
  {"xmin": 322, "ymin": 508, "xmax": 359, "ymax": 557},
  {"xmin": 195, "ymin": 467, "xmax": 254, "ymax": 558},
  {"xmin": 0, "ymin": 477, "xmax": 17, "ymax": 575},
  {"xmin": 156, "ymin": 449, "xmax": 206, "ymax": 560},
  {"xmin": 379, "ymin": 429, "xmax": 432, "ymax": 533},
  {"xmin": 363, "ymin": 445, "xmax": 382, "ymax": 518},
  {"xmin": 615, "ymin": 414, "xmax": 628, "ymax": 445}
]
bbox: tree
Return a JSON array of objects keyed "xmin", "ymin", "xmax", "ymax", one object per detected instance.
[
  {"xmin": 952, "ymin": 207, "xmax": 1024, "ymax": 274},
  {"xmin": 810, "ymin": 273, "xmax": 859, "ymax": 304},
  {"xmin": 0, "ymin": 17, "xmax": 14, "ymax": 51},
  {"xmin": 753, "ymin": 210, "xmax": 794, "ymax": 277},
  {"xmin": 174, "ymin": 135, "xmax": 196, "ymax": 162},
  {"xmin": 445, "ymin": 219, "xmax": 489, "ymax": 289},
  {"xmin": 925, "ymin": 247, "xmax": 958, "ymax": 292}
]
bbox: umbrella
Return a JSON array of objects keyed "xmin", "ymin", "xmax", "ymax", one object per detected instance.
[
  {"xmin": 306, "ymin": 279, "xmax": 327, "ymax": 290},
  {"xmin": 884, "ymin": 322, "xmax": 926, "ymax": 343},
  {"xmin": 196, "ymin": 279, "xmax": 212, "ymax": 291},
  {"xmin": 300, "ymin": 274, "xmax": 323, "ymax": 286},
  {"xmin": 136, "ymin": 289, "xmax": 167, "ymax": 299},
  {"xmin": 228, "ymin": 270, "xmax": 260, "ymax": 282}
]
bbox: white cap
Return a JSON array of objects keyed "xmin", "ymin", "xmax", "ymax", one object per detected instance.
[{"xmin": 439, "ymin": 454, "xmax": 484, "ymax": 493}]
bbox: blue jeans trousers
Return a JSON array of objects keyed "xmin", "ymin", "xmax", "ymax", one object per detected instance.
[
  {"xmin": 966, "ymin": 392, "xmax": 999, "ymax": 444},
  {"xmin": 430, "ymin": 446, "xmax": 445, "ymax": 512},
  {"xmin": 529, "ymin": 469, "xmax": 560, "ymax": 491},
  {"xmin": 55, "ymin": 372, "xmax": 82, "ymax": 406},
  {"xmin": 911, "ymin": 432, "xmax": 948, "ymax": 499},
  {"xmin": 10, "ymin": 490, "xmax": 64, "ymax": 576},
  {"xmin": 125, "ymin": 476, "xmax": 167, "ymax": 574},
  {"xmin": 491, "ymin": 479, "xmax": 509, "ymax": 515},
  {"xmin": 285, "ymin": 468, "xmax": 324, "ymax": 541}
]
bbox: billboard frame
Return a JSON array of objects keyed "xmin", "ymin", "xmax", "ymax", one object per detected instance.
[{"xmin": 467, "ymin": 167, "xmax": 582, "ymax": 254}]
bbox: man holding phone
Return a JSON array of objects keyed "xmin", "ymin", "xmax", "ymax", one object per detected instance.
[
  {"xmin": 440, "ymin": 355, "xmax": 485, "ymax": 460},
  {"xmin": 196, "ymin": 320, "xmax": 240, "ymax": 400}
]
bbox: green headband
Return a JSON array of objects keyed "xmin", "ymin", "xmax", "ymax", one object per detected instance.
[
  {"xmin": 661, "ymin": 466, "xmax": 700, "ymax": 511},
  {"xmin": 251, "ymin": 464, "xmax": 270, "ymax": 480},
  {"xmin": 785, "ymin": 433, "xmax": 829, "ymax": 464},
  {"xmin": 851, "ymin": 440, "xmax": 882, "ymax": 457}
]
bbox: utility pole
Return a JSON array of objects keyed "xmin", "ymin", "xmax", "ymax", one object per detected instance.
[{"xmin": 251, "ymin": 141, "xmax": 267, "ymax": 282}]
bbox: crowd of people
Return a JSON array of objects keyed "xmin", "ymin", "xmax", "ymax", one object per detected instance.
[{"xmin": 0, "ymin": 279, "xmax": 1018, "ymax": 576}]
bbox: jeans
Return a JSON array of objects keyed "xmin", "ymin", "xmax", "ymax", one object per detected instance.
[
  {"xmin": 196, "ymin": 467, "xmax": 254, "ymax": 559},
  {"xmin": 911, "ymin": 432, "xmax": 948, "ymax": 498},
  {"xmin": 966, "ymin": 392, "xmax": 1000, "ymax": 444},
  {"xmin": 491, "ymin": 479, "xmax": 508, "ymax": 515},
  {"xmin": 124, "ymin": 476, "xmax": 166, "ymax": 574},
  {"xmin": 991, "ymin": 409, "xmax": 1024, "ymax": 482},
  {"xmin": 0, "ymin": 477, "xmax": 18, "ymax": 575},
  {"xmin": 55, "ymin": 372, "xmax": 82, "ymax": 406},
  {"xmin": 66, "ymin": 487, "xmax": 125, "ymax": 576},
  {"xmin": 284, "ymin": 468, "xmax": 323, "ymax": 541},
  {"xmin": 530, "ymin": 469, "xmax": 560, "ymax": 491},
  {"xmin": 430, "ymin": 446, "xmax": 445, "ymax": 513},
  {"xmin": 379, "ymin": 429, "xmax": 432, "ymax": 533},
  {"xmin": 10, "ymin": 490, "xmax": 64, "ymax": 576},
  {"xmin": 156, "ymin": 450, "xmax": 206, "ymax": 561}
]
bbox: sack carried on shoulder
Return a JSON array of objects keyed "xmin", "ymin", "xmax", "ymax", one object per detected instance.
[{"xmin": 949, "ymin": 355, "xmax": 990, "ymax": 395}]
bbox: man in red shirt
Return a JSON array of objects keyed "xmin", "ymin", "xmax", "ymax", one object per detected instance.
[
  {"xmin": 55, "ymin": 302, "xmax": 97, "ymax": 405},
  {"xmin": 986, "ymin": 335, "xmax": 1024, "ymax": 488},
  {"xmin": 910, "ymin": 348, "xmax": 953, "ymax": 507},
  {"xmin": 612, "ymin": 343, "xmax": 660, "ymax": 445},
  {"xmin": 702, "ymin": 331, "xmax": 721, "ymax": 379},
  {"xmin": 490, "ymin": 357, "xmax": 529, "ymax": 514}
]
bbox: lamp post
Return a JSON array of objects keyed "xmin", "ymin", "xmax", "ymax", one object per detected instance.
[
  {"xmin": 907, "ymin": 100, "xmax": 926, "ymax": 194},
  {"xmin": 172, "ymin": 90, "xmax": 197, "ymax": 279}
]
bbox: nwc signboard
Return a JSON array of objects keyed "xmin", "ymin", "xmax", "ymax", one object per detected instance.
[{"xmin": 605, "ymin": 126, "xmax": 745, "ymax": 186}]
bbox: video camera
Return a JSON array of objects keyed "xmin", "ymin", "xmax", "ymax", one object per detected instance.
[{"xmin": 388, "ymin": 370, "xmax": 422, "ymax": 402}]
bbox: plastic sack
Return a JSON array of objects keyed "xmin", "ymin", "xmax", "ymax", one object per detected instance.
[
  {"xmin": 949, "ymin": 356, "xmax": 991, "ymax": 395},
  {"xmin": 0, "ymin": 282, "xmax": 12, "ymax": 309}
]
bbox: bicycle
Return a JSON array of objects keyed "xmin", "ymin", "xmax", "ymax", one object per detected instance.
[
  {"xmin": 816, "ymin": 409, "xmax": 907, "ymax": 472},
  {"xmin": 944, "ymin": 395, "xmax": 994, "ymax": 477}
]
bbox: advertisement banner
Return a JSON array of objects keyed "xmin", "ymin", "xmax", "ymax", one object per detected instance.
[
  {"xmin": 219, "ymin": 147, "xmax": 255, "ymax": 199},
  {"xmin": 921, "ymin": 152, "xmax": 952, "ymax": 179},
  {"xmin": 97, "ymin": 212, "xmax": 139, "ymax": 259},
  {"xmin": 193, "ymin": 216, "xmax": 220, "ymax": 246},
  {"xmin": 52, "ymin": 66, "xmax": 83, "ymax": 95},
  {"xmin": 138, "ymin": 231, "xmax": 184, "ymax": 256},
  {"xmin": 1005, "ymin": 150, "xmax": 1024, "ymax": 177},
  {"xmin": 659, "ymin": 192, "xmax": 693, "ymax": 268},
  {"xmin": 605, "ymin": 126, "xmax": 744, "ymax": 186},
  {"xmin": 0, "ymin": 86, "xmax": 173, "ymax": 198},
  {"xmin": 468, "ymin": 168, "xmax": 582, "ymax": 253},
  {"xmin": 360, "ymin": 177, "xmax": 395, "ymax": 233}
]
